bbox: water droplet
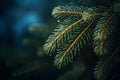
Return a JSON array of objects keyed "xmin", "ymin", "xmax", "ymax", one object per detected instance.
[{"xmin": 57, "ymin": 20, "xmax": 60, "ymax": 23}]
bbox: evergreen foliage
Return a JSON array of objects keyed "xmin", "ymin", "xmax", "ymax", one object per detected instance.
[{"xmin": 43, "ymin": 0, "xmax": 120, "ymax": 80}]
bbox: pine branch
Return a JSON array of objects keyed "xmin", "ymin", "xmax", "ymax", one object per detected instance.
[
  {"xmin": 52, "ymin": 6, "xmax": 84, "ymax": 19},
  {"xmin": 54, "ymin": 14, "xmax": 102, "ymax": 68},
  {"xmin": 42, "ymin": 0, "xmax": 120, "ymax": 80},
  {"xmin": 54, "ymin": 19, "xmax": 95, "ymax": 68},
  {"xmin": 52, "ymin": 6, "xmax": 105, "ymax": 20},
  {"xmin": 44, "ymin": 6, "xmax": 104, "ymax": 68},
  {"xmin": 93, "ymin": 12, "xmax": 116, "ymax": 55},
  {"xmin": 94, "ymin": 46, "xmax": 120, "ymax": 80},
  {"xmin": 44, "ymin": 6, "xmax": 103, "ymax": 54},
  {"xmin": 43, "ymin": 18, "xmax": 84, "ymax": 55}
]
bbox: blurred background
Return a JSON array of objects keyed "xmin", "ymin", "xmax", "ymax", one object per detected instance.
[{"xmin": 0, "ymin": 0, "xmax": 72, "ymax": 80}]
